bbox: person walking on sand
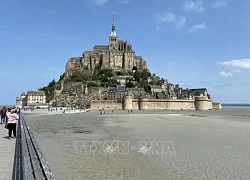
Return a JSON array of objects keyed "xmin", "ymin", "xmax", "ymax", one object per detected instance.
[
  {"xmin": 6, "ymin": 109, "xmax": 19, "ymax": 139},
  {"xmin": 1, "ymin": 106, "xmax": 7, "ymax": 124}
]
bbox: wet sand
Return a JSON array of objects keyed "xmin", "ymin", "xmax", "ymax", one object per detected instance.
[{"xmin": 24, "ymin": 107, "xmax": 250, "ymax": 180}]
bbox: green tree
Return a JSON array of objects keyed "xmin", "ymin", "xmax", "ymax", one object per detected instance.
[
  {"xmin": 105, "ymin": 79, "xmax": 119, "ymax": 87},
  {"xmin": 138, "ymin": 81, "xmax": 151, "ymax": 93},
  {"xmin": 152, "ymin": 73, "xmax": 156, "ymax": 79},
  {"xmin": 132, "ymin": 66, "xmax": 137, "ymax": 71},
  {"xmin": 87, "ymin": 81, "xmax": 98, "ymax": 87},
  {"xmin": 99, "ymin": 69, "xmax": 114, "ymax": 77},
  {"xmin": 39, "ymin": 79, "xmax": 58, "ymax": 103},
  {"xmin": 64, "ymin": 77, "xmax": 71, "ymax": 83},
  {"xmin": 133, "ymin": 69, "xmax": 150, "ymax": 82},
  {"xmin": 126, "ymin": 82, "xmax": 135, "ymax": 88},
  {"xmin": 70, "ymin": 70, "xmax": 83, "ymax": 82},
  {"xmin": 59, "ymin": 73, "xmax": 65, "ymax": 81},
  {"xmin": 133, "ymin": 70, "xmax": 141, "ymax": 81},
  {"xmin": 147, "ymin": 71, "xmax": 151, "ymax": 78},
  {"xmin": 99, "ymin": 75, "xmax": 109, "ymax": 82},
  {"xmin": 116, "ymin": 71, "xmax": 125, "ymax": 76},
  {"xmin": 48, "ymin": 79, "xmax": 56, "ymax": 87}
]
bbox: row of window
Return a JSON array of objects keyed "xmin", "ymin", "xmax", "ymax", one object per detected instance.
[
  {"xmin": 110, "ymin": 38, "xmax": 117, "ymax": 42},
  {"xmin": 29, "ymin": 99, "xmax": 45, "ymax": 102},
  {"xmin": 28, "ymin": 96, "xmax": 45, "ymax": 98},
  {"xmin": 109, "ymin": 52, "xmax": 133, "ymax": 55}
]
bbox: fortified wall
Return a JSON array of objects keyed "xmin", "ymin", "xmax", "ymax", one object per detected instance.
[
  {"xmin": 91, "ymin": 100, "xmax": 122, "ymax": 110},
  {"xmin": 90, "ymin": 93, "xmax": 222, "ymax": 111},
  {"xmin": 212, "ymin": 102, "xmax": 222, "ymax": 110}
]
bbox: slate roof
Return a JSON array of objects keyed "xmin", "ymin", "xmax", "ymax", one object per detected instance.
[
  {"xmin": 135, "ymin": 56, "xmax": 143, "ymax": 60},
  {"xmin": 150, "ymin": 94, "xmax": 156, "ymax": 99},
  {"xmin": 126, "ymin": 88, "xmax": 145, "ymax": 92},
  {"xmin": 189, "ymin": 88, "xmax": 207, "ymax": 91},
  {"xmin": 26, "ymin": 91, "xmax": 45, "ymax": 96},
  {"xmin": 188, "ymin": 88, "xmax": 207, "ymax": 96},
  {"xmin": 107, "ymin": 86, "xmax": 126, "ymax": 92},
  {"xmin": 69, "ymin": 57, "xmax": 82, "ymax": 61},
  {"xmin": 189, "ymin": 88, "xmax": 207, "ymax": 94},
  {"xmin": 150, "ymin": 85, "xmax": 161, "ymax": 89},
  {"xmin": 156, "ymin": 92, "xmax": 166, "ymax": 99},
  {"xmin": 131, "ymin": 90, "xmax": 146, "ymax": 99},
  {"xmin": 93, "ymin": 45, "xmax": 109, "ymax": 50},
  {"xmin": 167, "ymin": 90, "xmax": 177, "ymax": 97},
  {"xmin": 107, "ymin": 87, "xmax": 146, "ymax": 98}
]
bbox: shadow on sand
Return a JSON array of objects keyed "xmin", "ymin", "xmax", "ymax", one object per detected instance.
[
  {"xmin": 2, "ymin": 136, "xmax": 9, "ymax": 139},
  {"xmin": 2, "ymin": 136, "xmax": 15, "ymax": 139}
]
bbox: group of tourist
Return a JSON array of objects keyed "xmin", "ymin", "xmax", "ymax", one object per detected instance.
[{"xmin": 0, "ymin": 106, "xmax": 20, "ymax": 140}]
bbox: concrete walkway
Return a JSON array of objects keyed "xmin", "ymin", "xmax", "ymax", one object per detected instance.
[{"xmin": 0, "ymin": 124, "xmax": 15, "ymax": 180}]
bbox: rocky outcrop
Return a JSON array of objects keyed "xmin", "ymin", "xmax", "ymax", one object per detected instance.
[{"xmin": 51, "ymin": 82, "xmax": 107, "ymax": 107}]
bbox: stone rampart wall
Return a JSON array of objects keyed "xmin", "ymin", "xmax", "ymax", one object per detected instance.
[
  {"xmin": 132, "ymin": 99, "xmax": 139, "ymax": 110},
  {"xmin": 90, "ymin": 100, "xmax": 122, "ymax": 110},
  {"xmin": 212, "ymin": 102, "xmax": 222, "ymax": 110},
  {"xmin": 123, "ymin": 95, "xmax": 133, "ymax": 110},
  {"xmin": 138, "ymin": 99, "xmax": 195, "ymax": 110},
  {"xmin": 90, "ymin": 98, "xmax": 221, "ymax": 111},
  {"xmin": 208, "ymin": 100, "xmax": 213, "ymax": 110},
  {"xmin": 194, "ymin": 96, "xmax": 212, "ymax": 110}
]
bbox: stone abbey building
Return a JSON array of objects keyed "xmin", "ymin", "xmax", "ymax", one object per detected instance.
[{"xmin": 65, "ymin": 13, "xmax": 147, "ymax": 77}]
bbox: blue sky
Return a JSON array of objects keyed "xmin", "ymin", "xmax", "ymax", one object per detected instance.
[{"xmin": 1, "ymin": 0, "xmax": 250, "ymax": 105}]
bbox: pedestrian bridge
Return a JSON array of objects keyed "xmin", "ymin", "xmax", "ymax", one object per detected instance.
[{"xmin": 0, "ymin": 112, "xmax": 55, "ymax": 180}]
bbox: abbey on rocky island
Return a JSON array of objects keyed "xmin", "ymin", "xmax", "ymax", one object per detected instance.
[{"xmin": 65, "ymin": 13, "xmax": 147, "ymax": 77}]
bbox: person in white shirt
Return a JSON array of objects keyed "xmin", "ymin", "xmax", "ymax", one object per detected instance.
[{"xmin": 6, "ymin": 109, "xmax": 19, "ymax": 139}]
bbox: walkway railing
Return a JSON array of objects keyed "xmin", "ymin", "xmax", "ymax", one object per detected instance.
[{"xmin": 12, "ymin": 112, "xmax": 56, "ymax": 180}]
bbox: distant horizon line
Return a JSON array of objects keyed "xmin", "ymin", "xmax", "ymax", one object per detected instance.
[{"xmin": 222, "ymin": 103, "xmax": 250, "ymax": 106}]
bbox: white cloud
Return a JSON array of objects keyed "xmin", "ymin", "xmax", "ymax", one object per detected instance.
[
  {"xmin": 219, "ymin": 59, "xmax": 250, "ymax": 69},
  {"xmin": 213, "ymin": 0, "xmax": 227, "ymax": 9},
  {"xmin": 175, "ymin": 16, "xmax": 187, "ymax": 28},
  {"xmin": 219, "ymin": 71, "xmax": 232, "ymax": 76},
  {"xmin": 123, "ymin": 0, "xmax": 129, "ymax": 4},
  {"xmin": 218, "ymin": 69, "xmax": 240, "ymax": 76},
  {"xmin": 189, "ymin": 23, "xmax": 206, "ymax": 33},
  {"xmin": 91, "ymin": 0, "xmax": 108, "ymax": 5},
  {"xmin": 155, "ymin": 12, "xmax": 186, "ymax": 28},
  {"xmin": 155, "ymin": 12, "xmax": 176, "ymax": 23},
  {"xmin": 179, "ymin": 82, "xmax": 185, "ymax": 86},
  {"xmin": 178, "ymin": 82, "xmax": 192, "ymax": 87},
  {"xmin": 156, "ymin": 26, "xmax": 161, "ymax": 31},
  {"xmin": 233, "ymin": 69, "xmax": 241, "ymax": 73},
  {"xmin": 183, "ymin": 0, "xmax": 204, "ymax": 13}
]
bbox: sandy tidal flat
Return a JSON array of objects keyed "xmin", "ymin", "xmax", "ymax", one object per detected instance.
[{"xmin": 25, "ymin": 107, "xmax": 250, "ymax": 180}]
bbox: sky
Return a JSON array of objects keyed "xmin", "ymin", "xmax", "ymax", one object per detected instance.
[{"xmin": 0, "ymin": 0, "xmax": 250, "ymax": 105}]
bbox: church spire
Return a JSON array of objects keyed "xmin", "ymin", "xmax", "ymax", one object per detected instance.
[{"xmin": 110, "ymin": 12, "xmax": 117, "ymax": 37}]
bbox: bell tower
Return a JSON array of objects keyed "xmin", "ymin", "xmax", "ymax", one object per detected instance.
[{"xmin": 109, "ymin": 12, "xmax": 118, "ymax": 50}]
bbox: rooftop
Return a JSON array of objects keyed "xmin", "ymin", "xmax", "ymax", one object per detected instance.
[{"xmin": 26, "ymin": 91, "xmax": 45, "ymax": 96}]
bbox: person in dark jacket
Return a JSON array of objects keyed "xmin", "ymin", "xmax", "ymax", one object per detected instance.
[{"xmin": 1, "ymin": 107, "xmax": 7, "ymax": 124}]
